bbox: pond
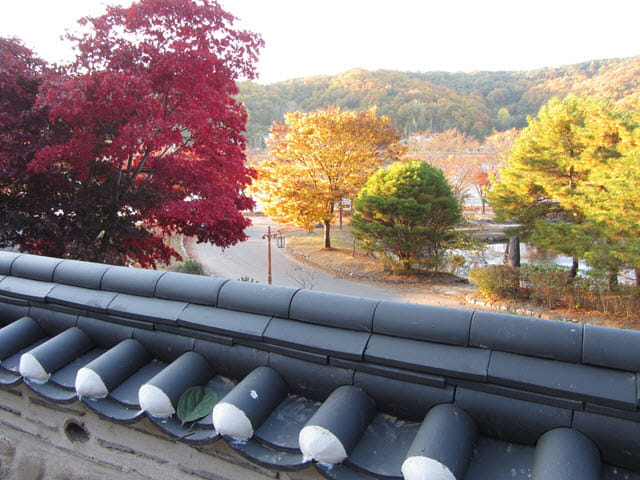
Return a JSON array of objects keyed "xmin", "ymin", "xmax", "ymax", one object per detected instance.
[{"xmin": 457, "ymin": 241, "xmax": 636, "ymax": 285}]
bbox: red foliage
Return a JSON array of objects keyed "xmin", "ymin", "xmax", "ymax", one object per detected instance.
[{"xmin": 1, "ymin": 0, "xmax": 263, "ymax": 267}]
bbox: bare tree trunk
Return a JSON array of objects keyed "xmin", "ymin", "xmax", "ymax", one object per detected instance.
[
  {"xmin": 569, "ymin": 257, "xmax": 579, "ymax": 279},
  {"xmin": 323, "ymin": 219, "xmax": 331, "ymax": 249},
  {"xmin": 504, "ymin": 240, "xmax": 509, "ymax": 264},
  {"xmin": 507, "ymin": 236, "xmax": 520, "ymax": 268},
  {"xmin": 607, "ymin": 269, "xmax": 619, "ymax": 291}
]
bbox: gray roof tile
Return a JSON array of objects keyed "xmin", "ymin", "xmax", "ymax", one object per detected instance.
[
  {"xmin": 100, "ymin": 266, "xmax": 164, "ymax": 297},
  {"xmin": 1, "ymin": 253, "xmax": 640, "ymax": 479},
  {"xmin": 194, "ymin": 340, "xmax": 269, "ymax": 380},
  {"xmin": 289, "ymin": 290, "xmax": 378, "ymax": 331},
  {"xmin": 49, "ymin": 348, "xmax": 103, "ymax": 389},
  {"xmin": 489, "ymin": 351, "xmax": 638, "ymax": 410},
  {"xmin": 227, "ymin": 440, "xmax": 309, "ymax": 471},
  {"xmin": 533, "ymin": 428, "xmax": 600, "ymax": 480},
  {"xmin": 263, "ymin": 317, "xmax": 370, "ymax": 361},
  {"xmin": 109, "ymin": 360, "xmax": 166, "ymax": 407},
  {"xmin": 573, "ymin": 411, "xmax": 640, "ymax": 472},
  {"xmin": 9, "ymin": 254, "xmax": 63, "ymax": 282},
  {"xmin": 332, "ymin": 358, "xmax": 446, "ymax": 388},
  {"xmin": 450, "ymin": 378, "xmax": 585, "ymax": 411},
  {"xmin": 0, "ymin": 276, "xmax": 56, "ymax": 301},
  {"xmin": 24, "ymin": 377, "xmax": 78, "ymax": 403},
  {"xmin": 0, "ymin": 302, "xmax": 29, "ymax": 323},
  {"xmin": 132, "ymin": 328, "xmax": 195, "ymax": 362},
  {"xmin": 53, "ymin": 259, "xmax": 110, "ymax": 289},
  {"xmin": 28, "ymin": 306, "xmax": 78, "ymax": 335},
  {"xmin": 583, "ymin": 323, "xmax": 640, "ymax": 371},
  {"xmin": 0, "ymin": 252, "xmax": 20, "ymax": 275},
  {"xmin": 365, "ymin": 334, "xmax": 491, "ymax": 381},
  {"xmin": 83, "ymin": 396, "xmax": 144, "ymax": 424},
  {"xmin": 268, "ymin": 353, "xmax": 354, "ymax": 402},
  {"xmin": 20, "ymin": 327, "xmax": 93, "ymax": 379},
  {"xmin": 46, "ymin": 284, "xmax": 118, "ymax": 312},
  {"xmin": 0, "ymin": 316, "xmax": 44, "ymax": 361},
  {"xmin": 154, "ymin": 272, "xmax": 227, "ymax": 305},
  {"xmin": 470, "ymin": 310, "xmax": 583, "ymax": 362},
  {"xmin": 155, "ymin": 323, "xmax": 233, "ymax": 345},
  {"xmin": 353, "ymin": 371, "xmax": 454, "ymax": 422},
  {"xmin": 373, "ymin": 300, "xmax": 471, "ymax": 345},
  {"xmin": 347, "ymin": 413, "xmax": 420, "ymax": 478},
  {"xmin": 76, "ymin": 316, "xmax": 134, "ymax": 348},
  {"xmin": 107, "ymin": 293, "xmax": 187, "ymax": 325},
  {"xmin": 253, "ymin": 395, "xmax": 320, "ymax": 452},
  {"xmin": 455, "ymin": 387, "xmax": 572, "ymax": 445},
  {"xmin": 217, "ymin": 281, "xmax": 298, "ymax": 317},
  {"xmin": 179, "ymin": 304, "xmax": 271, "ymax": 341}
]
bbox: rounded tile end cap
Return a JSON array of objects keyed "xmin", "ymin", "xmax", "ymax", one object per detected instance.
[
  {"xmin": 299, "ymin": 425, "xmax": 348, "ymax": 465},
  {"xmin": 75, "ymin": 367, "xmax": 109, "ymax": 399},
  {"xmin": 212, "ymin": 402, "xmax": 254, "ymax": 440},
  {"xmin": 138, "ymin": 384, "xmax": 175, "ymax": 417},
  {"xmin": 401, "ymin": 456, "xmax": 456, "ymax": 480},
  {"xmin": 19, "ymin": 353, "xmax": 50, "ymax": 382}
]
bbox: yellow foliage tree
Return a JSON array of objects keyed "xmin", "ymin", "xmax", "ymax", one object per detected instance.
[{"xmin": 254, "ymin": 107, "xmax": 405, "ymax": 248}]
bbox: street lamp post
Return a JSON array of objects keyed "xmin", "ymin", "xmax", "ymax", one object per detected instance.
[{"xmin": 261, "ymin": 226, "xmax": 285, "ymax": 285}]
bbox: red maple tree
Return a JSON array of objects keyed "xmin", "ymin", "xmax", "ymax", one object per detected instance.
[
  {"xmin": 1, "ymin": 0, "xmax": 263, "ymax": 267},
  {"xmin": 0, "ymin": 38, "xmax": 73, "ymax": 257}
]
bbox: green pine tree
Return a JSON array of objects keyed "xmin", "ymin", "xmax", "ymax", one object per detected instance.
[{"xmin": 351, "ymin": 161, "xmax": 461, "ymax": 272}]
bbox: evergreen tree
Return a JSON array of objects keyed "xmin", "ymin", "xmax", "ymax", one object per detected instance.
[
  {"xmin": 351, "ymin": 161, "xmax": 461, "ymax": 271},
  {"xmin": 489, "ymin": 95, "xmax": 639, "ymax": 285}
]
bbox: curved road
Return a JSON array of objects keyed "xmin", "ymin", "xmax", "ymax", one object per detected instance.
[{"xmin": 187, "ymin": 216, "xmax": 473, "ymax": 307}]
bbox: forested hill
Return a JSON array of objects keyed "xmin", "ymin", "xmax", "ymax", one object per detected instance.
[{"xmin": 237, "ymin": 55, "xmax": 640, "ymax": 148}]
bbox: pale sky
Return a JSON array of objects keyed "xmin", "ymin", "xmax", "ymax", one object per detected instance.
[{"xmin": 2, "ymin": 0, "xmax": 639, "ymax": 84}]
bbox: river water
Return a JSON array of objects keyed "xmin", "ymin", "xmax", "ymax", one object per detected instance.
[{"xmin": 460, "ymin": 242, "xmax": 636, "ymax": 285}]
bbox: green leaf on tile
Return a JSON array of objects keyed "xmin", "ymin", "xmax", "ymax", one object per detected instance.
[{"xmin": 177, "ymin": 386, "xmax": 218, "ymax": 425}]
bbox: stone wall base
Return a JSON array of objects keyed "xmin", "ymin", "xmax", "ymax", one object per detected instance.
[{"xmin": 0, "ymin": 385, "xmax": 321, "ymax": 480}]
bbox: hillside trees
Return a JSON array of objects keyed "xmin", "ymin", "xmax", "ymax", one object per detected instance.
[
  {"xmin": 351, "ymin": 161, "xmax": 461, "ymax": 271},
  {"xmin": 0, "ymin": 0, "xmax": 263, "ymax": 267},
  {"xmin": 489, "ymin": 95, "xmax": 639, "ymax": 285},
  {"xmin": 254, "ymin": 107, "xmax": 405, "ymax": 249},
  {"xmin": 237, "ymin": 58, "xmax": 640, "ymax": 149}
]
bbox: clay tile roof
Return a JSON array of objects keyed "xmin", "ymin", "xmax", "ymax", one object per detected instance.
[{"xmin": 1, "ymin": 251, "xmax": 640, "ymax": 479}]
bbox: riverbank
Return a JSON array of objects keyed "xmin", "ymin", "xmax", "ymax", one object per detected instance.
[{"xmin": 283, "ymin": 221, "xmax": 627, "ymax": 328}]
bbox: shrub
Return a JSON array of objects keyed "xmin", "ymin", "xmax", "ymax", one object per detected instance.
[
  {"xmin": 172, "ymin": 259, "xmax": 205, "ymax": 276},
  {"xmin": 238, "ymin": 276, "xmax": 259, "ymax": 283},
  {"xmin": 470, "ymin": 262, "xmax": 640, "ymax": 326},
  {"xmin": 469, "ymin": 265, "xmax": 519, "ymax": 300},
  {"xmin": 520, "ymin": 264, "xmax": 570, "ymax": 308}
]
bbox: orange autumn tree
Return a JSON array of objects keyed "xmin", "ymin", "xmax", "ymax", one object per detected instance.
[{"xmin": 255, "ymin": 107, "xmax": 405, "ymax": 248}]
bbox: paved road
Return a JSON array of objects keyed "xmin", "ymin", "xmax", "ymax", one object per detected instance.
[{"xmin": 187, "ymin": 215, "xmax": 473, "ymax": 307}]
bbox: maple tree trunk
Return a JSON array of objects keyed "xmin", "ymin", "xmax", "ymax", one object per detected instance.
[{"xmin": 323, "ymin": 220, "xmax": 331, "ymax": 249}]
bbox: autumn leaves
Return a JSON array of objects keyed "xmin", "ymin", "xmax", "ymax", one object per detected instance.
[{"xmin": 253, "ymin": 107, "xmax": 405, "ymax": 249}]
